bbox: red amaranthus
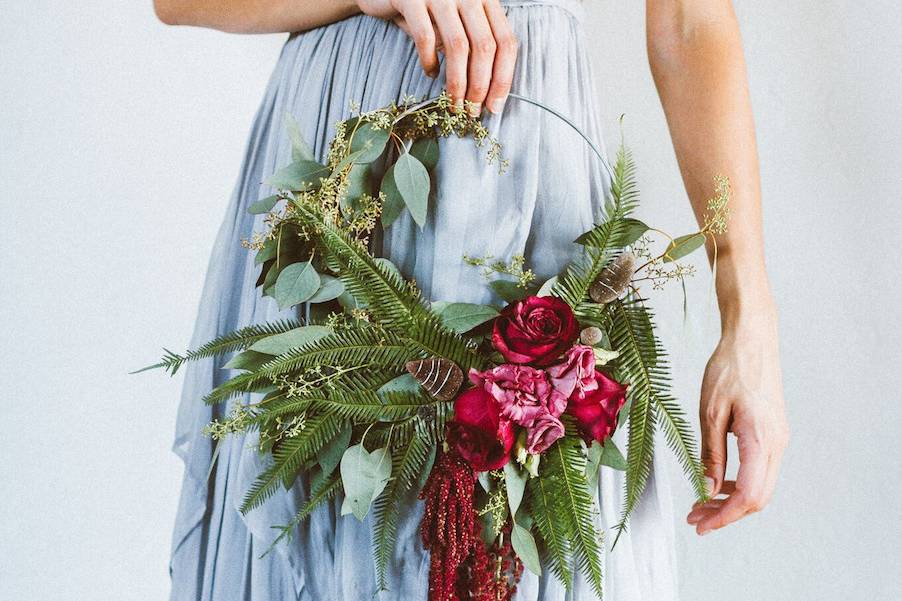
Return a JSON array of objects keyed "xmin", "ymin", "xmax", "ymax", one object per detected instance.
[{"xmin": 419, "ymin": 450, "xmax": 521, "ymax": 601}]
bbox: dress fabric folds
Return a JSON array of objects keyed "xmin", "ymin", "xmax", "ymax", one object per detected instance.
[{"xmin": 168, "ymin": 1, "xmax": 679, "ymax": 599}]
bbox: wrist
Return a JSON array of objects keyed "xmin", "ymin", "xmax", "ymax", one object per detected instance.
[{"xmin": 713, "ymin": 260, "xmax": 777, "ymax": 334}]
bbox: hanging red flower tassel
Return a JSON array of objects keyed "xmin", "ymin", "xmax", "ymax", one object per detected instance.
[
  {"xmin": 420, "ymin": 450, "xmax": 478, "ymax": 601},
  {"xmin": 419, "ymin": 450, "xmax": 523, "ymax": 601}
]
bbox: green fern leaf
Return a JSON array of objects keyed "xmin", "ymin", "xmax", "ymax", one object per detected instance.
[
  {"xmin": 139, "ymin": 319, "xmax": 303, "ymax": 375},
  {"xmin": 372, "ymin": 433, "xmax": 434, "ymax": 589},
  {"xmin": 240, "ymin": 413, "xmax": 343, "ymax": 514}
]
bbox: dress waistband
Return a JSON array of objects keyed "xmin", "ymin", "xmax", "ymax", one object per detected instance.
[{"xmin": 499, "ymin": 0, "xmax": 584, "ymax": 21}]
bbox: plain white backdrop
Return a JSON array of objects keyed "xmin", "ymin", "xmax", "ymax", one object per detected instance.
[{"xmin": 2, "ymin": 1, "xmax": 900, "ymax": 600}]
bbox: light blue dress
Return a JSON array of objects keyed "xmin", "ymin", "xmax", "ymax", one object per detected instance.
[{"xmin": 169, "ymin": 1, "xmax": 679, "ymax": 599}]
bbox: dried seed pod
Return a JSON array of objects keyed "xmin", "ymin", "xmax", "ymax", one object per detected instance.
[
  {"xmin": 405, "ymin": 357, "xmax": 464, "ymax": 401},
  {"xmin": 589, "ymin": 252, "xmax": 636, "ymax": 304},
  {"xmin": 580, "ymin": 326, "xmax": 604, "ymax": 346}
]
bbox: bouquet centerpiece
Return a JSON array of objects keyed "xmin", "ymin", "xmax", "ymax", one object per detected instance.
[{"xmin": 144, "ymin": 92, "xmax": 730, "ymax": 601}]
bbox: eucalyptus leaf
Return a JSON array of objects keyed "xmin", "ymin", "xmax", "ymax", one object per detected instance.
[
  {"xmin": 377, "ymin": 373, "xmax": 421, "ymax": 395},
  {"xmin": 436, "ymin": 303, "xmax": 499, "ymax": 333},
  {"xmin": 318, "ymin": 425, "xmax": 352, "ymax": 478},
  {"xmin": 339, "ymin": 444, "xmax": 392, "ymax": 521},
  {"xmin": 617, "ymin": 218, "xmax": 650, "ymax": 246},
  {"xmin": 491, "ymin": 279, "xmax": 525, "ymax": 303},
  {"xmin": 511, "ymin": 522, "xmax": 542, "ymax": 576},
  {"xmin": 331, "ymin": 148, "xmax": 368, "ymax": 175},
  {"xmin": 392, "ymin": 153, "xmax": 430, "ymax": 227},
  {"xmin": 254, "ymin": 236, "xmax": 278, "ymax": 265},
  {"xmin": 248, "ymin": 195, "xmax": 279, "ymax": 215},
  {"xmin": 342, "ymin": 163, "xmax": 372, "ymax": 213},
  {"xmin": 248, "ymin": 325, "xmax": 332, "ymax": 355},
  {"xmin": 536, "ymin": 276, "xmax": 558, "ymax": 297},
  {"xmin": 600, "ymin": 436, "xmax": 628, "ymax": 471},
  {"xmin": 285, "ymin": 113, "xmax": 315, "ymax": 162},
  {"xmin": 410, "ymin": 137, "xmax": 440, "ymax": 170},
  {"xmin": 274, "ymin": 261, "xmax": 321, "ymax": 309},
  {"xmin": 503, "ymin": 462, "xmax": 527, "ymax": 517},
  {"xmin": 379, "ymin": 164, "xmax": 406, "ymax": 228},
  {"xmin": 308, "ymin": 274, "xmax": 345, "ymax": 303},
  {"xmin": 586, "ymin": 440, "xmax": 604, "ymax": 489},
  {"xmin": 349, "ymin": 122, "xmax": 390, "ymax": 163},
  {"xmin": 267, "ymin": 160, "xmax": 330, "ymax": 192},
  {"xmin": 223, "ymin": 350, "xmax": 271, "ymax": 372},
  {"xmin": 664, "ymin": 233, "xmax": 706, "ymax": 262}
]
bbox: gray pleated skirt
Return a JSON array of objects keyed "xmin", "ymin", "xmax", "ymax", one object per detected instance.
[{"xmin": 169, "ymin": 1, "xmax": 679, "ymax": 599}]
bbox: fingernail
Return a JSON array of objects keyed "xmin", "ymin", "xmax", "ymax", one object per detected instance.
[
  {"xmin": 699, "ymin": 528, "xmax": 711, "ymax": 536},
  {"xmin": 704, "ymin": 476, "xmax": 716, "ymax": 496},
  {"xmin": 467, "ymin": 102, "xmax": 482, "ymax": 117},
  {"xmin": 427, "ymin": 69, "xmax": 439, "ymax": 79},
  {"xmin": 454, "ymin": 99, "xmax": 464, "ymax": 113},
  {"xmin": 488, "ymin": 97, "xmax": 506, "ymax": 114}
]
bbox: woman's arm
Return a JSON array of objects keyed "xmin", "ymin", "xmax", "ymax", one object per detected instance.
[
  {"xmin": 153, "ymin": 0, "xmax": 516, "ymax": 115},
  {"xmin": 645, "ymin": 0, "xmax": 789, "ymax": 535},
  {"xmin": 153, "ymin": 0, "xmax": 359, "ymax": 33}
]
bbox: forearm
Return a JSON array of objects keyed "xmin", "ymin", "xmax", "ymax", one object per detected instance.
[
  {"xmin": 646, "ymin": 1, "xmax": 773, "ymax": 329},
  {"xmin": 154, "ymin": 0, "xmax": 359, "ymax": 34}
]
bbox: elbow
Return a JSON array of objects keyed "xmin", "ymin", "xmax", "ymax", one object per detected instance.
[
  {"xmin": 154, "ymin": 1, "xmax": 183, "ymax": 26},
  {"xmin": 647, "ymin": 18, "xmax": 739, "ymax": 74}
]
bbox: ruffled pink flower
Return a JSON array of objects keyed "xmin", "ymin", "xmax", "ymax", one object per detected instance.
[
  {"xmin": 525, "ymin": 412, "xmax": 565, "ymax": 454},
  {"xmin": 547, "ymin": 345, "xmax": 599, "ymax": 411},
  {"xmin": 470, "ymin": 364, "xmax": 553, "ymax": 427}
]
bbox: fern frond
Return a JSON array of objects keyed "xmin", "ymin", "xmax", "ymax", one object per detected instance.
[
  {"xmin": 372, "ymin": 433, "xmax": 434, "ymax": 589},
  {"xmin": 140, "ymin": 319, "xmax": 303, "ymax": 375},
  {"xmin": 263, "ymin": 470, "xmax": 342, "ymax": 555},
  {"xmin": 605, "ymin": 297, "xmax": 702, "ymax": 545},
  {"xmin": 528, "ymin": 469, "xmax": 573, "ymax": 587},
  {"xmin": 545, "ymin": 436, "xmax": 604, "ymax": 598},
  {"xmin": 290, "ymin": 202, "xmax": 483, "ymax": 370},
  {"xmin": 654, "ymin": 395, "xmax": 707, "ymax": 500},
  {"xmin": 202, "ymin": 370, "xmax": 274, "ymax": 405},
  {"xmin": 553, "ymin": 143, "xmax": 640, "ymax": 308},
  {"xmin": 259, "ymin": 327, "xmax": 418, "ymax": 377},
  {"xmin": 240, "ymin": 413, "xmax": 343, "ymax": 514}
]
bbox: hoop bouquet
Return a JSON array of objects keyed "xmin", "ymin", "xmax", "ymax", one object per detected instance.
[{"xmin": 144, "ymin": 93, "xmax": 729, "ymax": 600}]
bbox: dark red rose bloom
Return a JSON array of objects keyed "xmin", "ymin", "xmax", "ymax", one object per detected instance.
[
  {"xmin": 492, "ymin": 295, "xmax": 580, "ymax": 367},
  {"xmin": 566, "ymin": 370, "xmax": 628, "ymax": 443},
  {"xmin": 449, "ymin": 387, "xmax": 514, "ymax": 471}
]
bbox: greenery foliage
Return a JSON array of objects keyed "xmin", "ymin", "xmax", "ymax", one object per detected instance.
[{"xmin": 142, "ymin": 93, "xmax": 728, "ymax": 599}]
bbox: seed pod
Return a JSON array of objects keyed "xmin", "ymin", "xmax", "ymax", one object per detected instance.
[
  {"xmin": 405, "ymin": 357, "xmax": 464, "ymax": 401},
  {"xmin": 589, "ymin": 252, "xmax": 636, "ymax": 304},
  {"xmin": 580, "ymin": 326, "xmax": 604, "ymax": 346}
]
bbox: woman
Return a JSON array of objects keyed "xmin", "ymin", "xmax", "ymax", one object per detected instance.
[{"xmin": 156, "ymin": 1, "xmax": 788, "ymax": 599}]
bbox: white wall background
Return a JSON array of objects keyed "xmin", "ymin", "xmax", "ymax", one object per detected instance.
[{"xmin": 2, "ymin": 1, "xmax": 900, "ymax": 600}]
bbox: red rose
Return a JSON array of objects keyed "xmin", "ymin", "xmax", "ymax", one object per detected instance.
[
  {"xmin": 565, "ymin": 370, "xmax": 628, "ymax": 443},
  {"xmin": 449, "ymin": 387, "xmax": 515, "ymax": 471},
  {"xmin": 492, "ymin": 296, "xmax": 579, "ymax": 367}
]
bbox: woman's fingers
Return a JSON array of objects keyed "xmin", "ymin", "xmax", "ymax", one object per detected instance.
[
  {"xmin": 429, "ymin": 0, "xmax": 470, "ymax": 110},
  {"xmin": 397, "ymin": 2, "xmax": 440, "ymax": 77},
  {"xmin": 695, "ymin": 430, "xmax": 770, "ymax": 535},
  {"xmin": 458, "ymin": 0, "xmax": 496, "ymax": 115},
  {"xmin": 392, "ymin": 0, "xmax": 517, "ymax": 114},
  {"xmin": 699, "ymin": 397, "xmax": 730, "ymax": 496},
  {"xmin": 483, "ymin": 0, "xmax": 517, "ymax": 113}
]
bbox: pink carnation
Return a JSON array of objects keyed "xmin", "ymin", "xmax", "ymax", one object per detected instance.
[
  {"xmin": 525, "ymin": 412, "xmax": 565, "ymax": 454},
  {"xmin": 470, "ymin": 364, "xmax": 554, "ymax": 427},
  {"xmin": 547, "ymin": 345, "xmax": 599, "ymax": 407}
]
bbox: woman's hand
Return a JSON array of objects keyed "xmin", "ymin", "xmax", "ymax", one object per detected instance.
[
  {"xmin": 356, "ymin": 0, "xmax": 518, "ymax": 115},
  {"xmin": 687, "ymin": 305, "xmax": 789, "ymax": 535}
]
